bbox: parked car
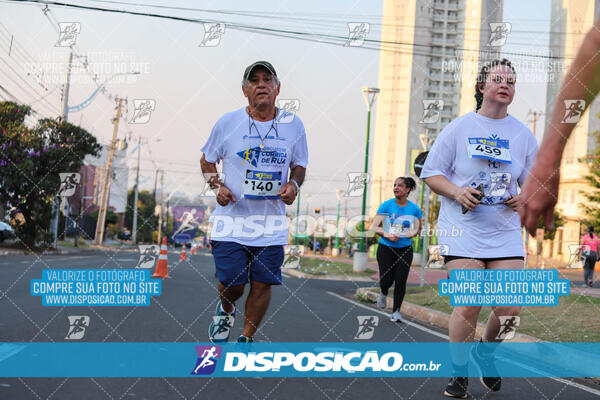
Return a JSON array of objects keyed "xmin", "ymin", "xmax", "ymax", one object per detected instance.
[
  {"xmin": 117, "ymin": 230, "xmax": 131, "ymax": 241},
  {"xmin": 0, "ymin": 222, "xmax": 14, "ymax": 242}
]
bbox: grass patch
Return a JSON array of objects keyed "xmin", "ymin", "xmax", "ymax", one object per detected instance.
[
  {"xmin": 394, "ymin": 285, "xmax": 600, "ymax": 342},
  {"xmin": 58, "ymin": 240, "xmax": 91, "ymax": 249},
  {"xmin": 299, "ymin": 257, "xmax": 375, "ymax": 277}
]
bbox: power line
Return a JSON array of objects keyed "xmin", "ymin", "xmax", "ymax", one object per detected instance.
[
  {"xmin": 5, "ymin": 0, "xmax": 565, "ymax": 59},
  {"xmin": 67, "ymin": 0, "xmax": 589, "ymax": 37}
]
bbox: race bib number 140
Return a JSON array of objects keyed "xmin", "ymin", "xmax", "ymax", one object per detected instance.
[
  {"xmin": 242, "ymin": 170, "xmax": 282, "ymax": 199},
  {"xmin": 466, "ymin": 137, "xmax": 511, "ymax": 164}
]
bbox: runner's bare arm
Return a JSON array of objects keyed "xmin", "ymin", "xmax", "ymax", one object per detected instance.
[
  {"xmin": 277, "ymin": 166, "xmax": 306, "ymax": 205},
  {"xmin": 520, "ymin": 17, "xmax": 600, "ymax": 235},
  {"xmin": 423, "ymin": 175, "xmax": 482, "ymax": 211},
  {"xmin": 289, "ymin": 165, "xmax": 306, "ymax": 187},
  {"xmin": 369, "ymin": 214, "xmax": 385, "ymax": 236}
]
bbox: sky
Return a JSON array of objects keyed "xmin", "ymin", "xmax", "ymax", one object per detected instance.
[{"xmin": 0, "ymin": 0, "xmax": 551, "ymax": 216}]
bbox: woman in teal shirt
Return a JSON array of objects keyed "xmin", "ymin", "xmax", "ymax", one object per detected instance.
[{"xmin": 370, "ymin": 177, "xmax": 423, "ymax": 322}]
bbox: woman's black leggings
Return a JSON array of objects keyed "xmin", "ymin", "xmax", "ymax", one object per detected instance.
[{"xmin": 376, "ymin": 243, "xmax": 413, "ymax": 312}]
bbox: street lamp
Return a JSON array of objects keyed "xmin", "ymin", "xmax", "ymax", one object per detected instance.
[
  {"xmin": 334, "ymin": 189, "xmax": 342, "ymax": 256},
  {"xmin": 354, "ymin": 87, "xmax": 379, "ymax": 272}
]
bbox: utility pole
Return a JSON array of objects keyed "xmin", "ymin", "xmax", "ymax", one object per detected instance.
[
  {"xmin": 527, "ymin": 110, "xmax": 543, "ymax": 142},
  {"xmin": 94, "ymin": 97, "xmax": 125, "ymax": 246},
  {"xmin": 153, "ymin": 169, "xmax": 159, "ymax": 204},
  {"xmin": 74, "ymin": 167, "xmax": 86, "ymax": 247},
  {"xmin": 157, "ymin": 170, "xmax": 164, "ymax": 245},
  {"xmin": 61, "ymin": 49, "xmax": 74, "ymax": 121},
  {"xmin": 525, "ymin": 110, "xmax": 544, "ymax": 265},
  {"xmin": 132, "ymin": 136, "xmax": 142, "ymax": 244},
  {"xmin": 378, "ymin": 176, "xmax": 383, "ymax": 205},
  {"xmin": 51, "ymin": 48, "xmax": 74, "ymax": 248}
]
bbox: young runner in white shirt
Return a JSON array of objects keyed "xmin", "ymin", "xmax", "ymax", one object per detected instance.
[{"xmin": 420, "ymin": 59, "xmax": 538, "ymax": 398}]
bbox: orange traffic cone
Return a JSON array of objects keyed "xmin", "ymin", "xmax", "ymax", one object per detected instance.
[
  {"xmin": 190, "ymin": 242, "xmax": 198, "ymax": 255},
  {"xmin": 179, "ymin": 242, "xmax": 187, "ymax": 261},
  {"xmin": 152, "ymin": 237, "xmax": 171, "ymax": 278}
]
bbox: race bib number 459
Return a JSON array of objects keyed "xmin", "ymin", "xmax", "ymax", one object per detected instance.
[
  {"xmin": 466, "ymin": 137, "xmax": 511, "ymax": 164},
  {"xmin": 242, "ymin": 170, "xmax": 282, "ymax": 199}
]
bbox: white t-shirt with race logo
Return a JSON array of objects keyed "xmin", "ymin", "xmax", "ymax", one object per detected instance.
[
  {"xmin": 420, "ymin": 111, "xmax": 538, "ymax": 258},
  {"xmin": 201, "ymin": 107, "xmax": 309, "ymax": 247}
]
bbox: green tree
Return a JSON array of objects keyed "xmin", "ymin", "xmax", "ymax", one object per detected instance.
[
  {"xmin": 536, "ymin": 210, "xmax": 565, "ymax": 240},
  {"xmin": 0, "ymin": 101, "xmax": 100, "ymax": 248},
  {"xmin": 124, "ymin": 189, "xmax": 157, "ymax": 243},
  {"xmin": 583, "ymin": 127, "xmax": 600, "ymax": 230}
]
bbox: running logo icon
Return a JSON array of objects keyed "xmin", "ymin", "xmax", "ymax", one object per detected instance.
[
  {"xmin": 420, "ymin": 100, "xmax": 444, "ymax": 124},
  {"xmin": 209, "ymin": 315, "xmax": 234, "ymax": 342},
  {"xmin": 561, "ymin": 100, "xmax": 586, "ymax": 123},
  {"xmin": 65, "ymin": 316, "xmax": 90, "ymax": 340},
  {"xmin": 496, "ymin": 316, "xmax": 520, "ymax": 340},
  {"xmin": 276, "ymin": 99, "xmax": 300, "ymax": 123},
  {"xmin": 58, "ymin": 172, "xmax": 80, "ymax": 215},
  {"xmin": 426, "ymin": 244, "xmax": 449, "ymax": 269},
  {"xmin": 199, "ymin": 23, "xmax": 225, "ymax": 47},
  {"xmin": 487, "ymin": 22, "xmax": 511, "ymax": 46},
  {"xmin": 58, "ymin": 173, "xmax": 80, "ymax": 197},
  {"xmin": 282, "ymin": 245, "xmax": 304, "ymax": 269},
  {"xmin": 191, "ymin": 345, "xmax": 222, "ymax": 375},
  {"xmin": 566, "ymin": 244, "xmax": 587, "ymax": 269},
  {"xmin": 55, "ymin": 22, "xmax": 81, "ymax": 47},
  {"xmin": 200, "ymin": 172, "xmax": 225, "ymax": 197},
  {"xmin": 344, "ymin": 172, "xmax": 370, "ymax": 197},
  {"xmin": 345, "ymin": 22, "xmax": 369, "ymax": 47},
  {"xmin": 237, "ymin": 147, "xmax": 261, "ymax": 167},
  {"xmin": 136, "ymin": 245, "xmax": 159, "ymax": 269},
  {"xmin": 129, "ymin": 99, "xmax": 156, "ymax": 124},
  {"xmin": 354, "ymin": 316, "xmax": 379, "ymax": 339}
]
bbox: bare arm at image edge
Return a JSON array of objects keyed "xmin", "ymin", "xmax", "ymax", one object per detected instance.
[{"xmin": 520, "ymin": 18, "xmax": 600, "ymax": 235}]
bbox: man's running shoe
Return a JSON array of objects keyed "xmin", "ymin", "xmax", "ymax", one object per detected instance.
[
  {"xmin": 377, "ymin": 292, "xmax": 387, "ymax": 309},
  {"xmin": 390, "ymin": 311, "xmax": 403, "ymax": 323},
  {"xmin": 471, "ymin": 340, "xmax": 501, "ymax": 391},
  {"xmin": 237, "ymin": 335, "xmax": 254, "ymax": 343},
  {"xmin": 208, "ymin": 300, "xmax": 236, "ymax": 342},
  {"xmin": 444, "ymin": 377, "xmax": 468, "ymax": 398}
]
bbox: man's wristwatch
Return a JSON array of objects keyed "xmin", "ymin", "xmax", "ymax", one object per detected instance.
[{"xmin": 289, "ymin": 178, "xmax": 300, "ymax": 194}]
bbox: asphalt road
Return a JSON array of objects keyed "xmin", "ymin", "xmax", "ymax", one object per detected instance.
[{"xmin": 0, "ymin": 248, "xmax": 598, "ymax": 399}]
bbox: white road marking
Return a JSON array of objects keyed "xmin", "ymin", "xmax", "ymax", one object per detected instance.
[{"xmin": 326, "ymin": 290, "xmax": 600, "ymax": 396}]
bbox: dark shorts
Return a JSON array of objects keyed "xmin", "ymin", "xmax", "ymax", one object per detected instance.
[
  {"xmin": 210, "ymin": 240, "xmax": 284, "ymax": 287},
  {"xmin": 443, "ymin": 255, "xmax": 525, "ymax": 264}
]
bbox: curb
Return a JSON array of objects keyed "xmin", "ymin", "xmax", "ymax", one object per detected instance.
[
  {"xmin": 282, "ymin": 267, "xmax": 375, "ymax": 282},
  {"xmin": 355, "ymin": 287, "xmax": 540, "ymax": 343},
  {"xmin": 0, "ymin": 249, "xmax": 69, "ymax": 256}
]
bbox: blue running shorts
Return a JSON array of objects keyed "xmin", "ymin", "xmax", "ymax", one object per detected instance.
[{"xmin": 210, "ymin": 241, "xmax": 284, "ymax": 286}]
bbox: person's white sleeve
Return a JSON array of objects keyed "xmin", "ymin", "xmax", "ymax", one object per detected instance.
[
  {"xmin": 201, "ymin": 119, "xmax": 223, "ymax": 163},
  {"xmin": 419, "ymin": 124, "xmax": 456, "ymax": 179},
  {"xmin": 290, "ymin": 118, "xmax": 308, "ymax": 168},
  {"xmin": 518, "ymin": 130, "xmax": 539, "ymax": 186}
]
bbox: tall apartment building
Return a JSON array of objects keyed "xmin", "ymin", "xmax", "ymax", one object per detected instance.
[
  {"xmin": 369, "ymin": 0, "xmax": 503, "ymax": 216},
  {"xmin": 543, "ymin": 0, "xmax": 600, "ymax": 260}
]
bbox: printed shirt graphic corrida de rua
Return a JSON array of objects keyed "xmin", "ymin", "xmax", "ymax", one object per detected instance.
[
  {"xmin": 201, "ymin": 107, "xmax": 309, "ymax": 247},
  {"xmin": 419, "ymin": 111, "xmax": 538, "ymax": 258}
]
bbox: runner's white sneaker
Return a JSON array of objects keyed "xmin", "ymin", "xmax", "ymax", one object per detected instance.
[
  {"xmin": 390, "ymin": 311, "xmax": 403, "ymax": 323},
  {"xmin": 377, "ymin": 292, "xmax": 387, "ymax": 309}
]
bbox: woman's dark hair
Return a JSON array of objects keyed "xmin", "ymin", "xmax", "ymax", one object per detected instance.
[
  {"xmin": 397, "ymin": 177, "xmax": 416, "ymax": 194},
  {"xmin": 474, "ymin": 58, "xmax": 516, "ymax": 111},
  {"xmin": 589, "ymin": 226, "xmax": 594, "ymax": 234}
]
